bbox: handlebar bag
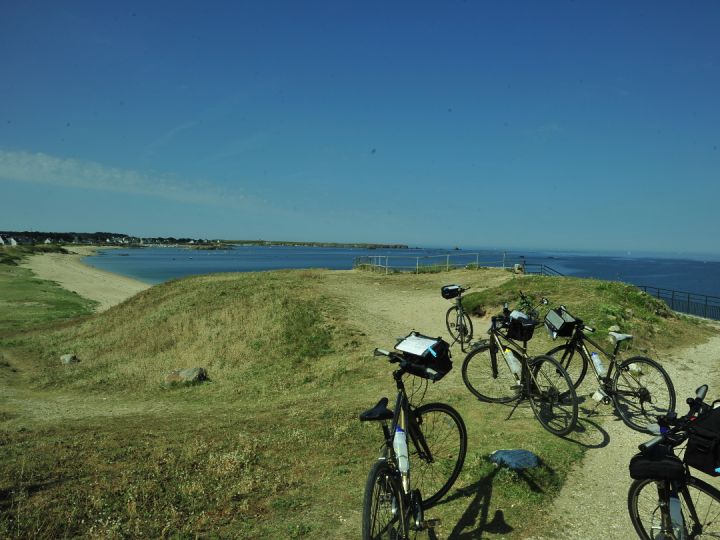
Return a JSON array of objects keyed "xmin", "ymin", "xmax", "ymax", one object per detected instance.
[
  {"xmin": 685, "ymin": 407, "xmax": 720, "ymax": 476},
  {"xmin": 507, "ymin": 310, "xmax": 536, "ymax": 341},
  {"xmin": 395, "ymin": 332, "xmax": 452, "ymax": 381},
  {"xmin": 544, "ymin": 308, "xmax": 576, "ymax": 338},
  {"xmin": 629, "ymin": 445, "xmax": 685, "ymax": 481},
  {"xmin": 441, "ymin": 285, "xmax": 461, "ymax": 299}
]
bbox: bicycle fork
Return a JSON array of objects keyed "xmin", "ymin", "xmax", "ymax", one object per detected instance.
[{"xmin": 654, "ymin": 481, "xmax": 686, "ymax": 540}]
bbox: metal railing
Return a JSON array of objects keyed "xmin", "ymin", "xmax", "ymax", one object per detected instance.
[
  {"xmin": 353, "ymin": 254, "xmax": 564, "ymax": 277},
  {"xmin": 638, "ymin": 286, "xmax": 720, "ymax": 321}
]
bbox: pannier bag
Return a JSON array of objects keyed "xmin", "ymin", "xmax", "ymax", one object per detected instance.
[
  {"xmin": 506, "ymin": 310, "xmax": 536, "ymax": 341},
  {"xmin": 629, "ymin": 445, "xmax": 685, "ymax": 481},
  {"xmin": 544, "ymin": 308, "xmax": 577, "ymax": 338},
  {"xmin": 684, "ymin": 406, "xmax": 720, "ymax": 476},
  {"xmin": 395, "ymin": 332, "xmax": 452, "ymax": 381},
  {"xmin": 441, "ymin": 285, "xmax": 461, "ymax": 300}
]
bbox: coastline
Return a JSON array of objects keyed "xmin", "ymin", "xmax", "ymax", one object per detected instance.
[{"xmin": 20, "ymin": 246, "xmax": 150, "ymax": 312}]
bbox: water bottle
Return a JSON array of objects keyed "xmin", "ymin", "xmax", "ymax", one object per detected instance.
[
  {"xmin": 504, "ymin": 349, "xmax": 522, "ymax": 376},
  {"xmin": 591, "ymin": 352, "xmax": 607, "ymax": 377},
  {"xmin": 669, "ymin": 492, "xmax": 685, "ymax": 536},
  {"xmin": 393, "ymin": 427, "xmax": 409, "ymax": 473}
]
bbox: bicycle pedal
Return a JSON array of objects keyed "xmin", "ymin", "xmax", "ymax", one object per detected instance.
[{"xmin": 418, "ymin": 518, "xmax": 441, "ymax": 530}]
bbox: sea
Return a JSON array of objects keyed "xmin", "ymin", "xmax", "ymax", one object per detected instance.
[{"xmin": 82, "ymin": 246, "xmax": 720, "ymax": 299}]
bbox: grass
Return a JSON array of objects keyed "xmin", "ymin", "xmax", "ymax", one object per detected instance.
[{"xmin": 0, "ymin": 262, "xmax": 715, "ymax": 538}]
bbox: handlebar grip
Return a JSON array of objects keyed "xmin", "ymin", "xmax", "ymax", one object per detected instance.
[
  {"xmin": 639, "ymin": 435, "xmax": 664, "ymax": 452},
  {"xmin": 584, "ymin": 326, "xmax": 595, "ymax": 333},
  {"xmin": 374, "ymin": 348, "xmax": 391, "ymax": 357}
]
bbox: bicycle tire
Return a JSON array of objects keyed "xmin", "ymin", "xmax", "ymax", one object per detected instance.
[
  {"xmin": 461, "ymin": 344, "xmax": 520, "ymax": 403},
  {"xmin": 628, "ymin": 476, "xmax": 720, "ymax": 539},
  {"xmin": 445, "ymin": 306, "xmax": 474, "ymax": 345},
  {"xmin": 612, "ymin": 356, "xmax": 676, "ymax": 434},
  {"xmin": 362, "ymin": 459, "xmax": 408, "ymax": 540},
  {"xmin": 545, "ymin": 343, "xmax": 588, "ymax": 390},
  {"xmin": 410, "ymin": 402, "xmax": 467, "ymax": 508},
  {"xmin": 526, "ymin": 355, "xmax": 578, "ymax": 436}
]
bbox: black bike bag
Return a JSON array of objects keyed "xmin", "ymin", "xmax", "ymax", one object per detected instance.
[
  {"xmin": 441, "ymin": 285, "xmax": 461, "ymax": 299},
  {"xmin": 629, "ymin": 445, "xmax": 685, "ymax": 481},
  {"xmin": 506, "ymin": 310, "xmax": 536, "ymax": 341},
  {"xmin": 395, "ymin": 332, "xmax": 452, "ymax": 382},
  {"xmin": 685, "ymin": 407, "xmax": 720, "ymax": 476}
]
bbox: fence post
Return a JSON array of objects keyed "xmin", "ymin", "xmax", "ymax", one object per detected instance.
[
  {"xmin": 416, "ymin": 257, "xmax": 419, "ymax": 274},
  {"xmin": 446, "ymin": 255, "xmax": 449, "ymax": 271},
  {"xmin": 385, "ymin": 256, "xmax": 388, "ymax": 275},
  {"xmin": 671, "ymin": 290, "xmax": 675, "ymax": 310},
  {"xmin": 688, "ymin": 292, "xmax": 691, "ymax": 313},
  {"xmin": 503, "ymin": 252, "xmax": 506, "ymax": 269},
  {"xmin": 476, "ymin": 253, "xmax": 479, "ymax": 268},
  {"xmin": 705, "ymin": 296, "xmax": 709, "ymax": 318}
]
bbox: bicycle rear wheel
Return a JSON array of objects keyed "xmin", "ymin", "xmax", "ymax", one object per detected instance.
[
  {"xmin": 461, "ymin": 344, "xmax": 521, "ymax": 403},
  {"xmin": 362, "ymin": 459, "xmax": 407, "ymax": 540},
  {"xmin": 612, "ymin": 356, "xmax": 676, "ymax": 434},
  {"xmin": 446, "ymin": 306, "xmax": 473, "ymax": 346},
  {"xmin": 628, "ymin": 476, "xmax": 720, "ymax": 539},
  {"xmin": 410, "ymin": 402, "xmax": 467, "ymax": 508},
  {"xmin": 526, "ymin": 355, "xmax": 578, "ymax": 436},
  {"xmin": 545, "ymin": 343, "xmax": 588, "ymax": 390}
]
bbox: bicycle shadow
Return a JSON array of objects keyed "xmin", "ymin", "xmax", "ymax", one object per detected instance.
[{"xmin": 428, "ymin": 466, "xmax": 544, "ymax": 539}]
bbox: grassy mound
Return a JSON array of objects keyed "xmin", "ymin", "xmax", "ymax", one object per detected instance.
[{"xmin": 462, "ymin": 275, "xmax": 713, "ymax": 354}]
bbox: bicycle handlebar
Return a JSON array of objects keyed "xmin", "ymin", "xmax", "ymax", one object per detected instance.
[{"xmin": 373, "ymin": 347, "xmax": 438, "ymax": 379}]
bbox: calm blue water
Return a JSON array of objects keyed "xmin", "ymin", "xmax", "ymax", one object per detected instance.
[{"xmin": 83, "ymin": 246, "xmax": 720, "ymax": 298}]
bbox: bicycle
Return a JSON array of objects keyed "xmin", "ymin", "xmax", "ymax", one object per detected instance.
[
  {"xmin": 360, "ymin": 333, "xmax": 467, "ymax": 539},
  {"xmin": 628, "ymin": 384, "xmax": 720, "ymax": 539},
  {"xmin": 543, "ymin": 304, "xmax": 676, "ymax": 434},
  {"xmin": 442, "ymin": 285, "xmax": 474, "ymax": 351},
  {"xmin": 461, "ymin": 294, "xmax": 579, "ymax": 436}
]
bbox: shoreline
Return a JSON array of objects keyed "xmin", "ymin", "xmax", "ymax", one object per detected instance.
[{"xmin": 20, "ymin": 246, "xmax": 151, "ymax": 312}]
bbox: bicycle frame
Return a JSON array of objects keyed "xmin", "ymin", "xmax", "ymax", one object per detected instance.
[
  {"xmin": 486, "ymin": 323, "xmax": 540, "ymax": 390},
  {"xmin": 562, "ymin": 329, "xmax": 624, "ymax": 382}
]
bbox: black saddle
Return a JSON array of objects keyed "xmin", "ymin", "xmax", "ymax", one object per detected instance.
[{"xmin": 360, "ymin": 397, "xmax": 394, "ymax": 422}]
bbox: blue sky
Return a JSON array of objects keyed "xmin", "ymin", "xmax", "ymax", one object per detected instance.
[{"xmin": 1, "ymin": 1, "xmax": 718, "ymax": 253}]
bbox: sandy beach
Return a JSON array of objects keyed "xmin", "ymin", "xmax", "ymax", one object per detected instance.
[{"xmin": 20, "ymin": 246, "xmax": 150, "ymax": 312}]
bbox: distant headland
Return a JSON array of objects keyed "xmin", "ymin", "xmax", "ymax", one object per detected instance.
[{"xmin": 0, "ymin": 230, "xmax": 408, "ymax": 250}]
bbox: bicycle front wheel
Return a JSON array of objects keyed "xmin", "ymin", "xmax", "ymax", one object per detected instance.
[
  {"xmin": 628, "ymin": 476, "xmax": 720, "ymax": 539},
  {"xmin": 526, "ymin": 355, "xmax": 578, "ymax": 436},
  {"xmin": 461, "ymin": 344, "xmax": 520, "ymax": 403},
  {"xmin": 410, "ymin": 402, "xmax": 467, "ymax": 508},
  {"xmin": 612, "ymin": 356, "xmax": 676, "ymax": 434},
  {"xmin": 362, "ymin": 459, "xmax": 407, "ymax": 540},
  {"xmin": 446, "ymin": 306, "xmax": 473, "ymax": 345},
  {"xmin": 545, "ymin": 343, "xmax": 588, "ymax": 390}
]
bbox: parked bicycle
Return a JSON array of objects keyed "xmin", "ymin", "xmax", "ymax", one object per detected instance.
[
  {"xmin": 461, "ymin": 294, "xmax": 579, "ymax": 436},
  {"xmin": 628, "ymin": 384, "xmax": 720, "ymax": 539},
  {"xmin": 543, "ymin": 304, "xmax": 675, "ymax": 433},
  {"xmin": 360, "ymin": 332, "xmax": 467, "ymax": 539},
  {"xmin": 442, "ymin": 284, "xmax": 473, "ymax": 351}
]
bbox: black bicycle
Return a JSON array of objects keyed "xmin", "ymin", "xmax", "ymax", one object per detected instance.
[
  {"xmin": 544, "ymin": 304, "xmax": 676, "ymax": 434},
  {"xmin": 628, "ymin": 384, "xmax": 720, "ymax": 539},
  {"xmin": 461, "ymin": 295, "xmax": 579, "ymax": 436},
  {"xmin": 442, "ymin": 284, "xmax": 473, "ymax": 351},
  {"xmin": 360, "ymin": 333, "xmax": 467, "ymax": 539}
]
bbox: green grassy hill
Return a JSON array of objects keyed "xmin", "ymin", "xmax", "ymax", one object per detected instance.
[{"xmin": 0, "ymin": 264, "xmax": 714, "ymax": 538}]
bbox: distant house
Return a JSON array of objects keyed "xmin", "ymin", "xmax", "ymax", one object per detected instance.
[
  {"xmin": 9, "ymin": 238, "xmax": 18, "ymax": 246},
  {"xmin": 44, "ymin": 238, "xmax": 52, "ymax": 244},
  {"xmin": 0, "ymin": 236, "xmax": 4, "ymax": 246}
]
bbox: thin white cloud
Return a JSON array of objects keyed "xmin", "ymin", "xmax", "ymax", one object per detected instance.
[
  {"xmin": 0, "ymin": 149, "xmax": 263, "ymax": 209},
  {"xmin": 145, "ymin": 121, "xmax": 199, "ymax": 155}
]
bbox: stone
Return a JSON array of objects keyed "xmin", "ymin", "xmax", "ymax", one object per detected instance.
[
  {"xmin": 608, "ymin": 325, "xmax": 621, "ymax": 333},
  {"xmin": 60, "ymin": 354, "xmax": 79, "ymax": 364},
  {"xmin": 164, "ymin": 367, "xmax": 208, "ymax": 385},
  {"xmin": 489, "ymin": 449, "xmax": 539, "ymax": 470}
]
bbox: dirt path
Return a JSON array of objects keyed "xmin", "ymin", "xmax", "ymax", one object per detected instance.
[{"xmin": 323, "ymin": 269, "xmax": 720, "ymax": 539}]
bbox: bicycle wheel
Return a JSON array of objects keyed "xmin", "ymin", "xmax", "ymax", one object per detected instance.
[
  {"xmin": 410, "ymin": 402, "xmax": 467, "ymax": 508},
  {"xmin": 461, "ymin": 344, "xmax": 521, "ymax": 403},
  {"xmin": 446, "ymin": 306, "xmax": 474, "ymax": 345},
  {"xmin": 362, "ymin": 459, "xmax": 407, "ymax": 540},
  {"xmin": 628, "ymin": 476, "xmax": 720, "ymax": 539},
  {"xmin": 526, "ymin": 355, "xmax": 578, "ymax": 436},
  {"xmin": 612, "ymin": 356, "xmax": 676, "ymax": 434},
  {"xmin": 545, "ymin": 343, "xmax": 588, "ymax": 390}
]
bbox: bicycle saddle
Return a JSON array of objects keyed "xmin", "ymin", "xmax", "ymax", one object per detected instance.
[
  {"xmin": 609, "ymin": 332, "xmax": 633, "ymax": 343},
  {"xmin": 360, "ymin": 397, "xmax": 394, "ymax": 422}
]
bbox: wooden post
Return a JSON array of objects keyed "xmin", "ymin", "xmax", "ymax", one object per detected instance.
[
  {"xmin": 416, "ymin": 257, "xmax": 419, "ymax": 274},
  {"xmin": 476, "ymin": 253, "xmax": 479, "ymax": 268},
  {"xmin": 385, "ymin": 256, "xmax": 389, "ymax": 275},
  {"xmin": 446, "ymin": 255, "xmax": 449, "ymax": 271}
]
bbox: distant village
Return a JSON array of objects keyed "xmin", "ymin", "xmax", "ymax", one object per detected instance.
[{"xmin": 0, "ymin": 231, "xmax": 219, "ymax": 247}]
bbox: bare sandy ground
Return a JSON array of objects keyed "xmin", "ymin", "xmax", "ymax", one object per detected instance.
[{"xmin": 20, "ymin": 246, "xmax": 149, "ymax": 312}]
